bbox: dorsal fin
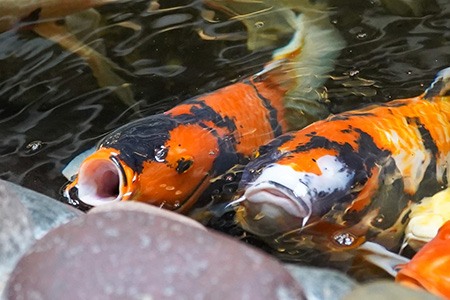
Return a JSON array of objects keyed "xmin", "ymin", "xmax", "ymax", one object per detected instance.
[{"xmin": 424, "ymin": 67, "xmax": 450, "ymax": 99}]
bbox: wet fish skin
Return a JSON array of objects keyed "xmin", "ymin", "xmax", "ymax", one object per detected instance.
[
  {"xmin": 236, "ymin": 67, "xmax": 450, "ymax": 256},
  {"xmin": 396, "ymin": 220, "xmax": 450, "ymax": 299}
]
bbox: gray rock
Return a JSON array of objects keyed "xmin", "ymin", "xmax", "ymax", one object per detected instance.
[
  {"xmin": 343, "ymin": 280, "xmax": 441, "ymax": 300},
  {"xmin": 4, "ymin": 209, "xmax": 306, "ymax": 300},
  {"xmin": 0, "ymin": 180, "xmax": 82, "ymax": 295},
  {"xmin": 0, "ymin": 180, "xmax": 83, "ymax": 240},
  {"xmin": 0, "ymin": 183, "xmax": 34, "ymax": 295},
  {"xmin": 284, "ymin": 264, "xmax": 358, "ymax": 300}
]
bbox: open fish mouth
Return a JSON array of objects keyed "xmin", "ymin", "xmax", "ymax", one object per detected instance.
[
  {"xmin": 75, "ymin": 155, "xmax": 126, "ymax": 206},
  {"xmin": 243, "ymin": 180, "xmax": 312, "ymax": 221}
]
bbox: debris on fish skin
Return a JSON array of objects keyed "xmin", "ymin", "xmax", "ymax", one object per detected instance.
[
  {"xmin": 402, "ymin": 187, "xmax": 450, "ymax": 252},
  {"xmin": 396, "ymin": 220, "xmax": 450, "ymax": 299}
]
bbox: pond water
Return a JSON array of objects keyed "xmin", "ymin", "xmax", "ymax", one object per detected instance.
[{"xmin": 0, "ymin": 0, "xmax": 449, "ymax": 274}]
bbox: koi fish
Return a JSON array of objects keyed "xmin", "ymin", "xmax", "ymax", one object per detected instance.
[
  {"xmin": 0, "ymin": 0, "xmax": 134, "ymax": 107},
  {"xmin": 396, "ymin": 220, "xmax": 450, "ymax": 299},
  {"xmin": 402, "ymin": 187, "xmax": 450, "ymax": 252},
  {"xmin": 206, "ymin": 0, "xmax": 345, "ymax": 130},
  {"xmin": 0, "ymin": 0, "xmax": 117, "ymax": 32},
  {"xmin": 234, "ymin": 67, "xmax": 450, "ymax": 257},
  {"xmin": 63, "ymin": 11, "xmax": 344, "ymax": 216}
]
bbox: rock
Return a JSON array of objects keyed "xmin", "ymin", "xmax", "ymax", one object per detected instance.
[
  {"xmin": 0, "ymin": 180, "xmax": 83, "ymax": 240},
  {"xmin": 88, "ymin": 201, "xmax": 205, "ymax": 230},
  {"xmin": 343, "ymin": 280, "xmax": 441, "ymax": 300},
  {"xmin": 0, "ymin": 183, "xmax": 34, "ymax": 295},
  {"xmin": 4, "ymin": 209, "xmax": 306, "ymax": 299},
  {"xmin": 0, "ymin": 180, "xmax": 83, "ymax": 295},
  {"xmin": 284, "ymin": 264, "xmax": 358, "ymax": 300}
]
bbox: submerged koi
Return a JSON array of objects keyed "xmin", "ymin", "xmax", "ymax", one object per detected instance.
[
  {"xmin": 63, "ymin": 12, "xmax": 344, "ymax": 215},
  {"xmin": 396, "ymin": 220, "xmax": 450, "ymax": 299},
  {"xmin": 402, "ymin": 187, "xmax": 450, "ymax": 252},
  {"xmin": 0, "ymin": 0, "xmax": 117, "ymax": 32},
  {"xmin": 0, "ymin": 0, "xmax": 135, "ymax": 107},
  {"xmin": 235, "ymin": 67, "xmax": 450, "ymax": 256}
]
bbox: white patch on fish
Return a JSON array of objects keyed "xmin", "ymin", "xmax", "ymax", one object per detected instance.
[{"xmin": 243, "ymin": 155, "xmax": 355, "ymax": 224}]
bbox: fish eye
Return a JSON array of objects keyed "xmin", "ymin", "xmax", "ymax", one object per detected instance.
[
  {"xmin": 176, "ymin": 157, "xmax": 194, "ymax": 174},
  {"xmin": 154, "ymin": 146, "xmax": 168, "ymax": 162}
]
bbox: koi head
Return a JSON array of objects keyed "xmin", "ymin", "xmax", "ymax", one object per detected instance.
[
  {"xmin": 65, "ymin": 114, "xmax": 221, "ymax": 212},
  {"xmin": 236, "ymin": 142, "xmax": 358, "ymax": 237}
]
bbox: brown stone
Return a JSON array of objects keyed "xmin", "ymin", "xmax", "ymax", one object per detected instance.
[{"xmin": 5, "ymin": 209, "xmax": 305, "ymax": 299}]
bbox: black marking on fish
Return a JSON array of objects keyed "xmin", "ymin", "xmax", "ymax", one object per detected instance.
[
  {"xmin": 407, "ymin": 117, "xmax": 440, "ymax": 159},
  {"xmin": 244, "ymin": 79, "xmax": 282, "ymax": 137},
  {"xmin": 99, "ymin": 114, "xmax": 176, "ymax": 173},
  {"xmin": 176, "ymin": 158, "xmax": 193, "ymax": 174},
  {"xmin": 187, "ymin": 100, "xmax": 238, "ymax": 136},
  {"xmin": 239, "ymin": 134, "xmax": 294, "ymax": 187}
]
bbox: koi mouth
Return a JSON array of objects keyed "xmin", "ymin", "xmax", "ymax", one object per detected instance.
[
  {"xmin": 76, "ymin": 156, "xmax": 125, "ymax": 206},
  {"xmin": 243, "ymin": 180, "xmax": 312, "ymax": 220}
]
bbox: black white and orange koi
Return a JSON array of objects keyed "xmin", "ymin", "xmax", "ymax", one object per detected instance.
[
  {"xmin": 63, "ymin": 12, "xmax": 344, "ymax": 215},
  {"xmin": 235, "ymin": 67, "xmax": 450, "ymax": 256}
]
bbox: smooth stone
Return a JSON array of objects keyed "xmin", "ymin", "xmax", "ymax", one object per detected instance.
[
  {"xmin": 343, "ymin": 280, "xmax": 441, "ymax": 300},
  {"xmin": 0, "ymin": 183, "xmax": 34, "ymax": 295},
  {"xmin": 0, "ymin": 180, "xmax": 83, "ymax": 240},
  {"xmin": 88, "ymin": 201, "xmax": 205, "ymax": 230},
  {"xmin": 4, "ymin": 209, "xmax": 306, "ymax": 300},
  {"xmin": 284, "ymin": 264, "xmax": 358, "ymax": 300}
]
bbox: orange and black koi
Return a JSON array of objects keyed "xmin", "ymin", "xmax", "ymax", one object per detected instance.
[
  {"xmin": 63, "ymin": 12, "xmax": 344, "ymax": 215},
  {"xmin": 65, "ymin": 66, "xmax": 289, "ymax": 213},
  {"xmin": 235, "ymin": 67, "xmax": 450, "ymax": 254}
]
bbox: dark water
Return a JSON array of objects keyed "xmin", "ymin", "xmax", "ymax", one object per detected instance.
[{"xmin": 0, "ymin": 0, "xmax": 449, "ymax": 203}]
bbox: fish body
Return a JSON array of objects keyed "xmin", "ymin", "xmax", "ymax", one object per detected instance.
[
  {"xmin": 64, "ymin": 12, "xmax": 344, "ymax": 215},
  {"xmin": 396, "ymin": 220, "xmax": 450, "ymax": 299},
  {"xmin": 402, "ymin": 187, "xmax": 450, "ymax": 252},
  {"xmin": 236, "ymin": 67, "xmax": 450, "ymax": 256},
  {"xmin": 66, "ymin": 67, "xmax": 289, "ymax": 212}
]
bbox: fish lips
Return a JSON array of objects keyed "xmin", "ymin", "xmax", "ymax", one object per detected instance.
[
  {"xmin": 73, "ymin": 153, "xmax": 129, "ymax": 206},
  {"xmin": 243, "ymin": 180, "xmax": 312, "ymax": 220}
]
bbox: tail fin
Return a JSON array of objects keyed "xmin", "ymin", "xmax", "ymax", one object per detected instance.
[
  {"xmin": 253, "ymin": 6, "xmax": 345, "ymax": 131},
  {"xmin": 272, "ymin": 10, "xmax": 346, "ymax": 130},
  {"xmin": 424, "ymin": 67, "xmax": 450, "ymax": 99}
]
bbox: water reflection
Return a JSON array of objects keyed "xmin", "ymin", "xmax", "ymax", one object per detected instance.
[{"xmin": 0, "ymin": 0, "xmax": 448, "ymax": 206}]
